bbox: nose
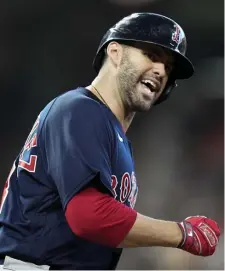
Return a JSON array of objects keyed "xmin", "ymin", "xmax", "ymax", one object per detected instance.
[{"xmin": 152, "ymin": 62, "xmax": 166, "ymax": 78}]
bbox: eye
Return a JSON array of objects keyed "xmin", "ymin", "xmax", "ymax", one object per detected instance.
[
  {"xmin": 143, "ymin": 50, "xmax": 174, "ymax": 75},
  {"xmin": 165, "ymin": 63, "xmax": 174, "ymax": 75},
  {"xmin": 143, "ymin": 51, "xmax": 158, "ymax": 62}
]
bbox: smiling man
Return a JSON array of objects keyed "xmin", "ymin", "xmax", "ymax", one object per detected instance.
[
  {"xmin": 92, "ymin": 41, "xmax": 175, "ymax": 121},
  {"xmin": 0, "ymin": 13, "xmax": 220, "ymax": 270}
]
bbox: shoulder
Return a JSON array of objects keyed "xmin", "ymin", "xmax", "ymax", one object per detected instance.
[
  {"xmin": 46, "ymin": 88, "xmax": 104, "ymax": 122},
  {"xmin": 43, "ymin": 88, "xmax": 112, "ymax": 134},
  {"xmin": 53, "ymin": 88, "xmax": 102, "ymax": 114}
]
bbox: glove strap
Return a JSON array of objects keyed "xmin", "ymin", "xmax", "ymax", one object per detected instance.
[{"xmin": 177, "ymin": 221, "xmax": 194, "ymax": 248}]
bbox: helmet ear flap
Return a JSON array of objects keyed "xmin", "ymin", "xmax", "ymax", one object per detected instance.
[{"xmin": 154, "ymin": 80, "xmax": 178, "ymax": 105}]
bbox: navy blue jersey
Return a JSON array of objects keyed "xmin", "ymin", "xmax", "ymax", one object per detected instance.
[{"xmin": 0, "ymin": 88, "xmax": 138, "ymax": 270}]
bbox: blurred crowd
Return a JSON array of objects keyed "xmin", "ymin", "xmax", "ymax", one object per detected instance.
[{"xmin": 0, "ymin": 0, "xmax": 223, "ymax": 269}]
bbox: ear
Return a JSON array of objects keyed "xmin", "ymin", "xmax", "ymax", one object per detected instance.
[{"xmin": 106, "ymin": 41, "xmax": 123, "ymax": 68}]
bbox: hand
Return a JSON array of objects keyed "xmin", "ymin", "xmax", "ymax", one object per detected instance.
[{"xmin": 177, "ymin": 216, "xmax": 220, "ymax": 256}]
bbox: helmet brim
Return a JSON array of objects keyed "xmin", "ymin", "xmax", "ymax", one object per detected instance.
[
  {"xmin": 148, "ymin": 41, "xmax": 194, "ymax": 79},
  {"xmin": 93, "ymin": 38, "xmax": 194, "ymax": 80}
]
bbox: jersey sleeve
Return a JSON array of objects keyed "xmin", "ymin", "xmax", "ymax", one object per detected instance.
[{"xmin": 41, "ymin": 95, "xmax": 114, "ymax": 209}]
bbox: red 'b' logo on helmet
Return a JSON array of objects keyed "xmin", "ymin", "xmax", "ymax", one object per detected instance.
[{"xmin": 172, "ymin": 25, "xmax": 180, "ymax": 44}]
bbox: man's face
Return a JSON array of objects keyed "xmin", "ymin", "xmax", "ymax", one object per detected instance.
[{"xmin": 116, "ymin": 43, "xmax": 174, "ymax": 112}]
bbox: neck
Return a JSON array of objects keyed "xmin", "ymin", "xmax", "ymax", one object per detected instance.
[{"xmin": 86, "ymin": 71, "xmax": 135, "ymax": 133}]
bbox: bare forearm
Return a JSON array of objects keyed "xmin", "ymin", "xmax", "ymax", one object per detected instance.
[
  {"xmin": 120, "ymin": 213, "xmax": 183, "ymax": 248},
  {"xmin": 66, "ymin": 187, "xmax": 220, "ymax": 256},
  {"xmin": 66, "ymin": 187, "xmax": 182, "ymax": 248}
]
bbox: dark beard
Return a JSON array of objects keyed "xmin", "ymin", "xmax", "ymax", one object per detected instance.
[
  {"xmin": 117, "ymin": 66, "xmax": 152, "ymax": 113},
  {"xmin": 117, "ymin": 48, "xmax": 155, "ymax": 113}
]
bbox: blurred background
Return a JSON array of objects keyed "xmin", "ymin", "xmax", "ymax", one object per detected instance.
[{"xmin": 0, "ymin": 0, "xmax": 224, "ymax": 269}]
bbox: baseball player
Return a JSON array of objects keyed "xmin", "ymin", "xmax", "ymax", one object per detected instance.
[{"xmin": 0, "ymin": 13, "xmax": 220, "ymax": 270}]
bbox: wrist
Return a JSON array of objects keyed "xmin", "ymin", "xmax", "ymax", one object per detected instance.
[{"xmin": 173, "ymin": 222, "xmax": 183, "ymax": 247}]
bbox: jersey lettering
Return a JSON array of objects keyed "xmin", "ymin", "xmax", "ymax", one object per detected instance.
[
  {"xmin": 111, "ymin": 175, "xmax": 118, "ymax": 198},
  {"xmin": 128, "ymin": 172, "xmax": 138, "ymax": 208},
  {"xmin": 0, "ymin": 162, "xmax": 16, "ymax": 213},
  {"xmin": 120, "ymin": 172, "xmax": 131, "ymax": 203},
  {"xmin": 111, "ymin": 171, "xmax": 137, "ymax": 208},
  {"xmin": 18, "ymin": 116, "xmax": 39, "ymax": 172}
]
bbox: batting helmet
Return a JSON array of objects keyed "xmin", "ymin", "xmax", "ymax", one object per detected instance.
[{"xmin": 93, "ymin": 13, "xmax": 194, "ymax": 104}]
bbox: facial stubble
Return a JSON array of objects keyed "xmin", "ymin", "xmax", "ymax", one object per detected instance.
[{"xmin": 117, "ymin": 50, "xmax": 153, "ymax": 113}]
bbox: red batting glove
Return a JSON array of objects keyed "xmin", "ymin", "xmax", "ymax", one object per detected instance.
[{"xmin": 177, "ymin": 216, "xmax": 220, "ymax": 256}]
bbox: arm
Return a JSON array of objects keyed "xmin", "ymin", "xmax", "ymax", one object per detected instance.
[
  {"xmin": 120, "ymin": 213, "xmax": 182, "ymax": 248},
  {"xmin": 66, "ymin": 187, "xmax": 180, "ymax": 248},
  {"xmin": 65, "ymin": 187, "xmax": 220, "ymax": 256}
]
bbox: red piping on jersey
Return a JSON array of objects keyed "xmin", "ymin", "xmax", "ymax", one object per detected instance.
[{"xmin": 65, "ymin": 187, "xmax": 137, "ymax": 247}]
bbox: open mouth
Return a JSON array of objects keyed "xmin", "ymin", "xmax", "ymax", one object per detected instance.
[{"xmin": 141, "ymin": 79, "xmax": 157, "ymax": 92}]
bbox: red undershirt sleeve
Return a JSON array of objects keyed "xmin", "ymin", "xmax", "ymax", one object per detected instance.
[{"xmin": 65, "ymin": 187, "xmax": 137, "ymax": 247}]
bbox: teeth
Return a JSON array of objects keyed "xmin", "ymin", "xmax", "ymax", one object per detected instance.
[{"xmin": 141, "ymin": 79, "xmax": 156, "ymax": 89}]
